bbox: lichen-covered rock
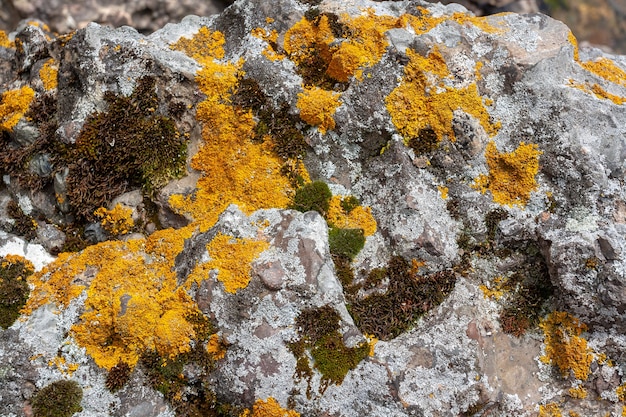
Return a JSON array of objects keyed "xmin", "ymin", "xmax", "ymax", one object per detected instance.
[{"xmin": 1, "ymin": 0, "xmax": 626, "ymax": 416}]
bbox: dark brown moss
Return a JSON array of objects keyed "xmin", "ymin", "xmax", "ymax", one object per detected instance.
[
  {"xmin": 105, "ymin": 361, "xmax": 131, "ymax": 392},
  {"xmin": 406, "ymin": 127, "xmax": 439, "ymax": 155},
  {"xmin": 6, "ymin": 200, "xmax": 38, "ymax": 241},
  {"xmin": 65, "ymin": 76, "xmax": 187, "ymax": 222},
  {"xmin": 349, "ymin": 256, "xmax": 456, "ymax": 340}
]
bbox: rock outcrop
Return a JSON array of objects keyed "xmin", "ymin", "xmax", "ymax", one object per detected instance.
[{"xmin": 1, "ymin": 0, "xmax": 626, "ymax": 416}]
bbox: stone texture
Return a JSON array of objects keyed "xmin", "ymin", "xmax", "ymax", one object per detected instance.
[{"xmin": 0, "ymin": 0, "xmax": 626, "ymax": 416}]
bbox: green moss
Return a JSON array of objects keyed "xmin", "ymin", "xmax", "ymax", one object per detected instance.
[
  {"xmin": 328, "ymin": 227, "xmax": 365, "ymax": 261},
  {"xmin": 291, "ymin": 305, "xmax": 368, "ymax": 391},
  {"xmin": 31, "ymin": 380, "xmax": 83, "ymax": 417},
  {"xmin": 0, "ymin": 256, "xmax": 33, "ymax": 329},
  {"xmin": 140, "ymin": 311, "xmax": 219, "ymax": 417},
  {"xmin": 348, "ymin": 256, "xmax": 456, "ymax": 340},
  {"xmin": 290, "ymin": 180, "xmax": 332, "ymax": 215},
  {"xmin": 339, "ymin": 195, "xmax": 360, "ymax": 214}
]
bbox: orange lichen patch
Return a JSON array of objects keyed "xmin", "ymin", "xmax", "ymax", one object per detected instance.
[
  {"xmin": 252, "ymin": 28, "xmax": 285, "ymax": 61},
  {"xmin": 568, "ymin": 31, "xmax": 626, "ymax": 102},
  {"xmin": 473, "ymin": 141, "xmax": 542, "ymax": 207},
  {"xmin": 385, "ymin": 48, "xmax": 499, "ymax": 146},
  {"xmin": 539, "ymin": 403, "xmax": 562, "ymax": 417},
  {"xmin": 170, "ymin": 26, "xmax": 225, "ymax": 63},
  {"xmin": 568, "ymin": 385, "xmax": 587, "ymax": 399},
  {"xmin": 539, "ymin": 311, "xmax": 593, "ymax": 381},
  {"xmin": 203, "ymin": 233, "xmax": 269, "ymax": 294},
  {"xmin": 617, "ymin": 383, "xmax": 626, "ymax": 402},
  {"xmin": 437, "ymin": 185, "xmax": 448, "ymax": 199},
  {"xmin": 326, "ymin": 195, "xmax": 377, "ymax": 236},
  {"xmin": 479, "ymin": 276, "xmax": 507, "ymax": 300},
  {"xmin": 568, "ymin": 80, "xmax": 626, "ymax": 105},
  {"xmin": 297, "ymin": 86, "xmax": 341, "ymax": 133},
  {"xmin": 26, "ymin": 226, "xmax": 202, "ymax": 370},
  {"xmin": 169, "ymin": 27, "xmax": 294, "ymax": 231},
  {"xmin": 365, "ymin": 334, "xmax": 378, "ymax": 357},
  {"xmin": 325, "ymin": 11, "xmax": 399, "ymax": 82},
  {"xmin": 240, "ymin": 397, "xmax": 300, "ymax": 417},
  {"xmin": 579, "ymin": 57, "xmax": 626, "ymax": 89},
  {"xmin": 206, "ymin": 333, "xmax": 226, "ymax": 360},
  {"xmin": 2, "ymin": 254, "xmax": 34, "ymax": 273},
  {"xmin": 0, "ymin": 30, "xmax": 13, "ymax": 48},
  {"xmin": 39, "ymin": 58, "xmax": 58, "ymax": 91},
  {"xmin": 94, "ymin": 203, "xmax": 134, "ymax": 236},
  {"xmin": 48, "ymin": 356, "xmax": 79, "ymax": 376},
  {"xmin": 449, "ymin": 12, "xmax": 506, "ymax": 34},
  {"xmin": 0, "ymin": 86, "xmax": 35, "ymax": 131},
  {"xmin": 283, "ymin": 15, "xmax": 335, "ymax": 70}
]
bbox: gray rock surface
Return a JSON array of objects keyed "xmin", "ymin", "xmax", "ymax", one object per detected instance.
[{"xmin": 1, "ymin": 0, "xmax": 626, "ymax": 416}]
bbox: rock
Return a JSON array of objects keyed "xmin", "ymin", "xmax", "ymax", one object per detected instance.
[{"xmin": 0, "ymin": 1, "xmax": 626, "ymax": 416}]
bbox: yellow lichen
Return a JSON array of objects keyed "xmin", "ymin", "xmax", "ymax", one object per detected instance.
[
  {"xmin": 39, "ymin": 58, "xmax": 58, "ymax": 91},
  {"xmin": 0, "ymin": 86, "xmax": 35, "ymax": 132},
  {"xmin": 0, "ymin": 30, "xmax": 13, "ymax": 48},
  {"xmin": 568, "ymin": 385, "xmax": 587, "ymax": 399},
  {"xmin": 206, "ymin": 333, "xmax": 226, "ymax": 360},
  {"xmin": 24, "ymin": 227, "xmax": 206, "ymax": 370},
  {"xmin": 169, "ymin": 27, "xmax": 294, "ymax": 231},
  {"xmin": 473, "ymin": 141, "xmax": 542, "ymax": 207},
  {"xmin": 365, "ymin": 334, "xmax": 378, "ymax": 357},
  {"xmin": 539, "ymin": 403, "xmax": 562, "ymax": 417},
  {"xmin": 617, "ymin": 383, "xmax": 626, "ymax": 402},
  {"xmin": 171, "ymin": 26, "xmax": 225, "ymax": 63},
  {"xmin": 385, "ymin": 48, "xmax": 499, "ymax": 146},
  {"xmin": 296, "ymin": 86, "xmax": 341, "ymax": 133},
  {"xmin": 568, "ymin": 31, "xmax": 626, "ymax": 104},
  {"xmin": 203, "ymin": 233, "xmax": 269, "ymax": 294},
  {"xmin": 438, "ymin": 185, "xmax": 449, "ymax": 200},
  {"xmin": 94, "ymin": 203, "xmax": 134, "ymax": 236},
  {"xmin": 326, "ymin": 195, "xmax": 377, "ymax": 236},
  {"xmin": 479, "ymin": 276, "xmax": 507, "ymax": 300},
  {"xmin": 252, "ymin": 27, "xmax": 285, "ymax": 61},
  {"xmin": 240, "ymin": 397, "xmax": 300, "ymax": 417},
  {"xmin": 539, "ymin": 311, "xmax": 593, "ymax": 381}
]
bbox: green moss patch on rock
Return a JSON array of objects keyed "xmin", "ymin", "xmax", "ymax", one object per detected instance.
[
  {"xmin": 31, "ymin": 380, "xmax": 83, "ymax": 417},
  {"xmin": 289, "ymin": 305, "xmax": 369, "ymax": 393},
  {"xmin": 0, "ymin": 255, "xmax": 33, "ymax": 329}
]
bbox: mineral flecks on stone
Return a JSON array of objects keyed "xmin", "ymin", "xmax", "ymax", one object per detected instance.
[{"xmin": 1, "ymin": 0, "xmax": 626, "ymax": 416}]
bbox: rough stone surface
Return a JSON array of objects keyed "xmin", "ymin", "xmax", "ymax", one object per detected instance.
[{"xmin": 0, "ymin": 1, "xmax": 626, "ymax": 416}]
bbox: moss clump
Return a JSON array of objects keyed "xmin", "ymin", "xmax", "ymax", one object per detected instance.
[
  {"xmin": 31, "ymin": 380, "xmax": 83, "ymax": 417},
  {"xmin": 140, "ymin": 312, "xmax": 220, "ymax": 417},
  {"xmin": 348, "ymin": 256, "xmax": 456, "ymax": 340},
  {"xmin": 66, "ymin": 76, "xmax": 187, "ymax": 221},
  {"xmin": 290, "ymin": 180, "xmax": 332, "ymax": 216},
  {"xmin": 6, "ymin": 199, "xmax": 38, "ymax": 241},
  {"xmin": 231, "ymin": 78, "xmax": 307, "ymax": 162},
  {"xmin": 406, "ymin": 127, "xmax": 439, "ymax": 155},
  {"xmin": 328, "ymin": 227, "xmax": 365, "ymax": 261},
  {"xmin": 290, "ymin": 306, "xmax": 368, "ymax": 391},
  {"xmin": 0, "ymin": 255, "xmax": 34, "ymax": 329},
  {"xmin": 105, "ymin": 361, "xmax": 131, "ymax": 393},
  {"xmin": 339, "ymin": 195, "xmax": 360, "ymax": 214}
]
